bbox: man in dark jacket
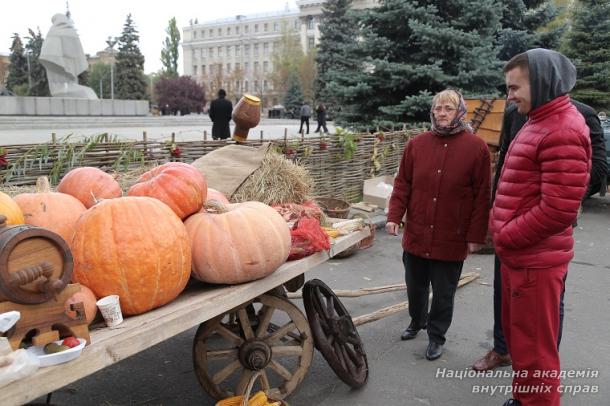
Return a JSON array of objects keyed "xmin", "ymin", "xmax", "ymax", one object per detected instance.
[
  {"xmin": 209, "ymin": 89, "xmax": 233, "ymax": 140},
  {"xmin": 491, "ymin": 49, "xmax": 591, "ymax": 406}
]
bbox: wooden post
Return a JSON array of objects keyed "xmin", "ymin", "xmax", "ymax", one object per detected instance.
[
  {"xmin": 171, "ymin": 132, "xmax": 175, "ymax": 144},
  {"xmin": 143, "ymin": 131, "xmax": 148, "ymax": 156},
  {"xmin": 284, "ymin": 128, "xmax": 288, "ymax": 139},
  {"xmin": 260, "ymin": 130, "xmax": 263, "ymax": 141},
  {"xmin": 51, "ymin": 133, "xmax": 56, "ymax": 144},
  {"xmin": 301, "ymin": 131, "xmax": 305, "ymax": 142},
  {"xmin": 204, "ymin": 130, "xmax": 207, "ymax": 141}
]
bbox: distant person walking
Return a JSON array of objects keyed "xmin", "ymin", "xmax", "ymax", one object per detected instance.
[
  {"xmin": 209, "ymin": 89, "xmax": 233, "ymax": 140},
  {"xmin": 314, "ymin": 103, "xmax": 329, "ymax": 133},
  {"xmin": 299, "ymin": 101, "xmax": 312, "ymax": 134}
]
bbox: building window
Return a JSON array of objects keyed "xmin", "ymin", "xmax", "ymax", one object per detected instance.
[
  {"xmin": 193, "ymin": 31, "xmax": 197, "ymax": 39},
  {"xmin": 308, "ymin": 37, "xmax": 315, "ymax": 50},
  {"xmin": 244, "ymin": 62, "xmax": 249, "ymax": 72},
  {"xmin": 218, "ymin": 64, "xmax": 223, "ymax": 74},
  {"xmin": 217, "ymin": 46, "xmax": 222, "ymax": 57},
  {"xmin": 264, "ymin": 23, "xmax": 268, "ymax": 32},
  {"xmin": 236, "ymin": 81, "xmax": 240, "ymax": 91},
  {"xmin": 254, "ymin": 80, "xmax": 259, "ymax": 92},
  {"xmin": 227, "ymin": 27, "xmax": 231, "ymax": 35},
  {"xmin": 209, "ymin": 47, "xmax": 214, "ymax": 57},
  {"xmin": 193, "ymin": 65, "xmax": 198, "ymax": 75},
  {"xmin": 263, "ymin": 80, "xmax": 268, "ymax": 91},
  {"xmin": 218, "ymin": 28, "xmax": 222, "ymax": 36},
  {"xmin": 254, "ymin": 24, "xmax": 259, "ymax": 33},
  {"xmin": 245, "ymin": 25, "xmax": 249, "ymax": 33},
  {"xmin": 307, "ymin": 16, "xmax": 314, "ymax": 30},
  {"xmin": 253, "ymin": 43, "xmax": 259, "ymax": 57},
  {"xmin": 201, "ymin": 30, "xmax": 205, "ymax": 38},
  {"xmin": 254, "ymin": 61, "xmax": 259, "ymax": 73},
  {"xmin": 202, "ymin": 65, "xmax": 206, "ymax": 74},
  {"xmin": 295, "ymin": 19, "xmax": 300, "ymax": 30},
  {"xmin": 192, "ymin": 49, "xmax": 196, "ymax": 60},
  {"xmin": 200, "ymin": 48, "xmax": 205, "ymax": 59},
  {"xmin": 209, "ymin": 29, "xmax": 213, "ymax": 37},
  {"xmin": 263, "ymin": 61, "xmax": 269, "ymax": 73},
  {"xmin": 235, "ymin": 62, "xmax": 240, "ymax": 71},
  {"xmin": 227, "ymin": 63, "xmax": 231, "ymax": 73},
  {"xmin": 236, "ymin": 26, "xmax": 240, "ymax": 34},
  {"xmin": 245, "ymin": 80, "xmax": 249, "ymax": 91},
  {"xmin": 273, "ymin": 41, "xmax": 279, "ymax": 51},
  {"xmin": 210, "ymin": 65, "xmax": 215, "ymax": 74},
  {"xmin": 236, "ymin": 45, "xmax": 241, "ymax": 56},
  {"xmin": 244, "ymin": 44, "xmax": 250, "ymax": 56},
  {"xmin": 273, "ymin": 22, "xmax": 279, "ymax": 32},
  {"xmin": 226, "ymin": 46, "xmax": 231, "ymax": 57},
  {"xmin": 263, "ymin": 43, "xmax": 269, "ymax": 56}
]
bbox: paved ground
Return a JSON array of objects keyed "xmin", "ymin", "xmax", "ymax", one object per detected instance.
[
  {"xmin": 31, "ymin": 195, "xmax": 610, "ymax": 406},
  {"xmin": 0, "ymin": 116, "xmax": 337, "ymax": 145}
]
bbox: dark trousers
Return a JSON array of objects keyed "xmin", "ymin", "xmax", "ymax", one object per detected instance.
[
  {"xmin": 299, "ymin": 116, "xmax": 310, "ymax": 134},
  {"xmin": 403, "ymin": 252, "xmax": 463, "ymax": 345},
  {"xmin": 493, "ymin": 255, "xmax": 567, "ymax": 355},
  {"xmin": 314, "ymin": 120, "xmax": 328, "ymax": 133}
]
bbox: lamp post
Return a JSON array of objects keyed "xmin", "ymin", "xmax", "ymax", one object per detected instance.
[{"xmin": 106, "ymin": 36, "xmax": 117, "ymax": 99}]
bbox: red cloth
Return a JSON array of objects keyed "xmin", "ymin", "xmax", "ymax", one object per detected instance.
[
  {"xmin": 387, "ymin": 130, "xmax": 491, "ymax": 261},
  {"xmin": 491, "ymin": 95, "xmax": 591, "ymax": 269},
  {"xmin": 501, "ymin": 263, "xmax": 566, "ymax": 406}
]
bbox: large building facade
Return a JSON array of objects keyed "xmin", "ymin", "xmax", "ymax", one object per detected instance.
[{"xmin": 182, "ymin": 0, "xmax": 376, "ymax": 108}]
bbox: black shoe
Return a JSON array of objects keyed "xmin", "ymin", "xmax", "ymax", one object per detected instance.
[
  {"xmin": 400, "ymin": 323, "xmax": 426, "ymax": 340},
  {"xmin": 425, "ymin": 341, "xmax": 443, "ymax": 360},
  {"xmin": 502, "ymin": 400, "xmax": 521, "ymax": 406}
]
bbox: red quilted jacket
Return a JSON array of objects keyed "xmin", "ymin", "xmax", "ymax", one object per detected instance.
[
  {"xmin": 387, "ymin": 130, "xmax": 491, "ymax": 262},
  {"xmin": 491, "ymin": 95, "xmax": 591, "ymax": 268}
]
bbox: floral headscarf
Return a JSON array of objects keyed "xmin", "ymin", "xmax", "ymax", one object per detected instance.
[{"xmin": 430, "ymin": 89, "xmax": 473, "ymax": 137}]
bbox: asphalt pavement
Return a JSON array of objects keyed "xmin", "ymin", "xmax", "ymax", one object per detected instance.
[{"xmin": 31, "ymin": 195, "xmax": 610, "ymax": 406}]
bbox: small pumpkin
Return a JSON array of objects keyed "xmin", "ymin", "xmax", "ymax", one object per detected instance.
[
  {"xmin": 205, "ymin": 188, "xmax": 230, "ymax": 205},
  {"xmin": 128, "ymin": 162, "xmax": 207, "ymax": 220},
  {"xmin": 71, "ymin": 196, "xmax": 191, "ymax": 316},
  {"xmin": 57, "ymin": 166, "xmax": 122, "ymax": 208},
  {"xmin": 185, "ymin": 201, "xmax": 291, "ymax": 284},
  {"xmin": 0, "ymin": 191, "xmax": 25, "ymax": 225},
  {"xmin": 13, "ymin": 177, "xmax": 87, "ymax": 245},
  {"xmin": 64, "ymin": 284, "xmax": 98, "ymax": 325}
]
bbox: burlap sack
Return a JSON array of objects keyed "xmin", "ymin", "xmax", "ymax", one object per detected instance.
[{"xmin": 191, "ymin": 143, "xmax": 271, "ymax": 198}]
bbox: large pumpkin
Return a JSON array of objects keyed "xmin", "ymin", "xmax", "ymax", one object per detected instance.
[
  {"xmin": 71, "ymin": 196, "xmax": 191, "ymax": 316},
  {"xmin": 0, "ymin": 191, "xmax": 25, "ymax": 225},
  {"xmin": 57, "ymin": 166, "xmax": 122, "ymax": 208},
  {"xmin": 185, "ymin": 201, "xmax": 291, "ymax": 284},
  {"xmin": 128, "ymin": 162, "xmax": 207, "ymax": 220},
  {"xmin": 205, "ymin": 188, "xmax": 230, "ymax": 205},
  {"xmin": 13, "ymin": 177, "xmax": 86, "ymax": 245},
  {"xmin": 64, "ymin": 284, "xmax": 98, "ymax": 325}
]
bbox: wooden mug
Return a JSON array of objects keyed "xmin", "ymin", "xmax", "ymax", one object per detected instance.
[{"xmin": 232, "ymin": 94, "xmax": 261, "ymax": 143}]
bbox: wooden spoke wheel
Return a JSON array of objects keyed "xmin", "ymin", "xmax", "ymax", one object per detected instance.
[
  {"xmin": 193, "ymin": 294, "xmax": 313, "ymax": 401},
  {"xmin": 303, "ymin": 279, "xmax": 368, "ymax": 388}
]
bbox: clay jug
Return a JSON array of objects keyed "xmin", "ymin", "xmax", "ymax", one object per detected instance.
[{"xmin": 232, "ymin": 94, "xmax": 261, "ymax": 142}]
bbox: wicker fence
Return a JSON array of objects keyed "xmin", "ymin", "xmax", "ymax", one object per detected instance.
[{"xmin": 0, "ymin": 130, "xmax": 415, "ymax": 202}]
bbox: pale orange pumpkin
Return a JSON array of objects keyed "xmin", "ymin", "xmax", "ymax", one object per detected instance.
[
  {"xmin": 185, "ymin": 201, "xmax": 291, "ymax": 284},
  {"xmin": 205, "ymin": 188, "xmax": 230, "ymax": 205},
  {"xmin": 0, "ymin": 191, "xmax": 25, "ymax": 225},
  {"xmin": 57, "ymin": 166, "xmax": 122, "ymax": 208},
  {"xmin": 71, "ymin": 196, "xmax": 191, "ymax": 316},
  {"xmin": 128, "ymin": 162, "xmax": 207, "ymax": 220},
  {"xmin": 64, "ymin": 284, "xmax": 98, "ymax": 325},
  {"xmin": 13, "ymin": 177, "xmax": 86, "ymax": 245}
]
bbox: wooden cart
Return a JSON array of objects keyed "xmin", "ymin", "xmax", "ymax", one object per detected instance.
[{"xmin": 1, "ymin": 228, "xmax": 370, "ymax": 406}]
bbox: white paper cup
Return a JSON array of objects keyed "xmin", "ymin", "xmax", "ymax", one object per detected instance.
[{"xmin": 96, "ymin": 295, "xmax": 123, "ymax": 328}]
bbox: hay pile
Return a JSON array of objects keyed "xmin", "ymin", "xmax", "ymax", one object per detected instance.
[{"xmin": 232, "ymin": 151, "xmax": 314, "ymax": 205}]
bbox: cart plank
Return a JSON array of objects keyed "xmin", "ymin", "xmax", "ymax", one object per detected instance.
[{"xmin": 2, "ymin": 228, "xmax": 369, "ymax": 406}]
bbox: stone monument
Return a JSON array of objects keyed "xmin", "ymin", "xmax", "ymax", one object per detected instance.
[{"xmin": 39, "ymin": 14, "xmax": 97, "ymax": 99}]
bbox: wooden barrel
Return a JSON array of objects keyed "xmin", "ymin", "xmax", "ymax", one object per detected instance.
[{"xmin": 0, "ymin": 215, "xmax": 73, "ymax": 304}]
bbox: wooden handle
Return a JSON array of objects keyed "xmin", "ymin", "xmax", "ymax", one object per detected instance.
[{"xmin": 9, "ymin": 262, "xmax": 63, "ymax": 293}]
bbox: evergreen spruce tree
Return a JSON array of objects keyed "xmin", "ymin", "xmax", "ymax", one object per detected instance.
[
  {"xmin": 283, "ymin": 74, "xmax": 304, "ymax": 118},
  {"xmin": 315, "ymin": 0, "xmax": 360, "ymax": 110},
  {"xmin": 25, "ymin": 28, "xmax": 50, "ymax": 97},
  {"xmin": 497, "ymin": 0, "xmax": 564, "ymax": 60},
  {"xmin": 115, "ymin": 14, "xmax": 147, "ymax": 100},
  {"xmin": 161, "ymin": 17, "xmax": 180, "ymax": 77},
  {"xmin": 562, "ymin": 0, "xmax": 610, "ymax": 110},
  {"xmin": 6, "ymin": 33, "xmax": 28, "ymax": 93},
  {"xmin": 331, "ymin": 0, "xmax": 503, "ymax": 129}
]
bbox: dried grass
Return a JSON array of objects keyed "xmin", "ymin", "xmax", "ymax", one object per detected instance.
[{"xmin": 232, "ymin": 151, "xmax": 314, "ymax": 205}]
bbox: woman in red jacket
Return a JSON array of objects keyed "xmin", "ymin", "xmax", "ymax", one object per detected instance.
[{"xmin": 386, "ymin": 89, "xmax": 491, "ymax": 361}]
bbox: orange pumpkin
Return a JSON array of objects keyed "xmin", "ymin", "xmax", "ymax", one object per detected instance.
[
  {"xmin": 205, "ymin": 188, "xmax": 230, "ymax": 205},
  {"xmin": 0, "ymin": 191, "xmax": 25, "ymax": 225},
  {"xmin": 71, "ymin": 196, "xmax": 191, "ymax": 316},
  {"xmin": 128, "ymin": 162, "xmax": 207, "ymax": 220},
  {"xmin": 14, "ymin": 177, "xmax": 86, "ymax": 245},
  {"xmin": 64, "ymin": 284, "xmax": 98, "ymax": 325},
  {"xmin": 185, "ymin": 201, "xmax": 291, "ymax": 284},
  {"xmin": 57, "ymin": 166, "xmax": 122, "ymax": 208}
]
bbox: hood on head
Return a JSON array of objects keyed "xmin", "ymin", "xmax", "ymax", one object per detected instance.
[{"xmin": 526, "ymin": 48, "xmax": 576, "ymax": 110}]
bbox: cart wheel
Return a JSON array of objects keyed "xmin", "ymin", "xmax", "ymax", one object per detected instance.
[
  {"xmin": 193, "ymin": 294, "xmax": 313, "ymax": 401},
  {"xmin": 302, "ymin": 279, "xmax": 368, "ymax": 388}
]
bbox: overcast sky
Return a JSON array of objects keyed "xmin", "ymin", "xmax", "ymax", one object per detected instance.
[{"xmin": 1, "ymin": 0, "xmax": 298, "ymax": 74}]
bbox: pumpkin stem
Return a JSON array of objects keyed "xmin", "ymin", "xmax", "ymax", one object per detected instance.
[
  {"xmin": 36, "ymin": 176, "xmax": 52, "ymax": 193},
  {"xmin": 204, "ymin": 200, "xmax": 229, "ymax": 213}
]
